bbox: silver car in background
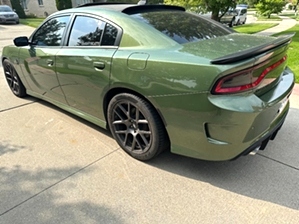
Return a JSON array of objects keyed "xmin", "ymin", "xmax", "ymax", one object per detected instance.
[{"xmin": 0, "ymin": 5, "xmax": 19, "ymax": 24}]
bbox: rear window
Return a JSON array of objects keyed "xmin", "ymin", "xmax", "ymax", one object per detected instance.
[{"xmin": 131, "ymin": 11, "xmax": 231, "ymax": 44}]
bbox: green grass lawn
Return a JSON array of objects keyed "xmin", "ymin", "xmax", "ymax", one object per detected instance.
[
  {"xmin": 19, "ymin": 18, "xmax": 44, "ymax": 28},
  {"xmin": 233, "ymin": 23, "xmax": 278, "ymax": 34},
  {"xmin": 274, "ymin": 26, "xmax": 299, "ymax": 83},
  {"xmin": 279, "ymin": 13, "xmax": 299, "ymax": 20},
  {"xmin": 256, "ymin": 15, "xmax": 282, "ymax": 21},
  {"xmin": 235, "ymin": 23, "xmax": 299, "ymax": 83}
]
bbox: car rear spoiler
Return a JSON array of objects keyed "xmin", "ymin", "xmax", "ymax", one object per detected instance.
[{"xmin": 210, "ymin": 33, "xmax": 295, "ymax": 65}]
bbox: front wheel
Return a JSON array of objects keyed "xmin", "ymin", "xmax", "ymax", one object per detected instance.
[
  {"xmin": 107, "ymin": 93, "xmax": 169, "ymax": 161},
  {"xmin": 3, "ymin": 59, "xmax": 26, "ymax": 97}
]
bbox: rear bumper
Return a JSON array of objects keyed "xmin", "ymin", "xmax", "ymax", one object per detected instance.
[
  {"xmin": 162, "ymin": 67, "xmax": 294, "ymax": 161},
  {"xmin": 232, "ymin": 110, "xmax": 287, "ymax": 160}
]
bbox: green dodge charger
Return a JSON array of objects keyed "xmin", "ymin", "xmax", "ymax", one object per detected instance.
[{"xmin": 1, "ymin": 3, "xmax": 295, "ymax": 161}]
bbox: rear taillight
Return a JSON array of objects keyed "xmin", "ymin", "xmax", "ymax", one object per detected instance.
[{"xmin": 212, "ymin": 55, "xmax": 287, "ymax": 94}]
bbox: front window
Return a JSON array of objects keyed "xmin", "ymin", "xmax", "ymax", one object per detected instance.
[
  {"xmin": 32, "ymin": 16, "xmax": 70, "ymax": 46},
  {"xmin": 131, "ymin": 11, "xmax": 230, "ymax": 44}
]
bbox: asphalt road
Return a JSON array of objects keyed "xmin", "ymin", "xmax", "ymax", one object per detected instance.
[{"xmin": 0, "ymin": 24, "xmax": 299, "ymax": 223}]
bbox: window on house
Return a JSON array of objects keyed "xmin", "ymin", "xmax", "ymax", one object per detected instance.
[
  {"xmin": 20, "ymin": 0, "xmax": 28, "ymax": 9},
  {"xmin": 38, "ymin": 0, "xmax": 44, "ymax": 6}
]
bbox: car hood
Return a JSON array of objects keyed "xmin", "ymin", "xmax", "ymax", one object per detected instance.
[
  {"xmin": 180, "ymin": 33, "xmax": 289, "ymax": 63},
  {"xmin": 0, "ymin": 12, "xmax": 18, "ymax": 16}
]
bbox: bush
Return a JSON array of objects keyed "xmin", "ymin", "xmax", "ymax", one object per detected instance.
[{"xmin": 55, "ymin": 0, "xmax": 72, "ymax": 10}]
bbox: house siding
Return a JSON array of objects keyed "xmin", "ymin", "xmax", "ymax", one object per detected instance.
[
  {"xmin": 24, "ymin": 0, "xmax": 58, "ymax": 17},
  {"xmin": 0, "ymin": 0, "xmax": 12, "ymax": 7}
]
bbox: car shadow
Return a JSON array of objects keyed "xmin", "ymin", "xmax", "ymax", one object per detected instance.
[
  {"xmin": 147, "ymin": 107, "xmax": 299, "ymax": 210},
  {"xmin": 28, "ymin": 98, "xmax": 299, "ymax": 210}
]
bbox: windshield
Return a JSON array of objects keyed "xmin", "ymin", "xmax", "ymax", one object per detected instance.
[
  {"xmin": 131, "ymin": 11, "xmax": 231, "ymax": 44},
  {"xmin": 0, "ymin": 6, "xmax": 13, "ymax": 12}
]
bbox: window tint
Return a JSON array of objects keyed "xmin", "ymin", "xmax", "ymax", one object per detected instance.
[
  {"xmin": 69, "ymin": 16, "xmax": 105, "ymax": 46},
  {"xmin": 68, "ymin": 16, "xmax": 118, "ymax": 46},
  {"xmin": 32, "ymin": 16, "xmax": 70, "ymax": 46},
  {"xmin": 102, "ymin": 23, "xmax": 118, "ymax": 46},
  {"xmin": 131, "ymin": 11, "xmax": 230, "ymax": 44}
]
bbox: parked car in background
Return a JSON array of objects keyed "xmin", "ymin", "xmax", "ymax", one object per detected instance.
[
  {"xmin": 0, "ymin": 5, "xmax": 19, "ymax": 24},
  {"xmin": 219, "ymin": 9, "xmax": 237, "ymax": 27},
  {"xmin": 2, "ymin": 3, "xmax": 295, "ymax": 161},
  {"xmin": 234, "ymin": 5, "xmax": 247, "ymax": 25}
]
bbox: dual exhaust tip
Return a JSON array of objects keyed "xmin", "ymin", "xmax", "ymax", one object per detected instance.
[{"xmin": 249, "ymin": 146, "xmax": 260, "ymax": 156}]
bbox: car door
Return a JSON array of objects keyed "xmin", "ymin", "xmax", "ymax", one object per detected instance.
[
  {"xmin": 18, "ymin": 15, "xmax": 71, "ymax": 103},
  {"xmin": 55, "ymin": 15, "xmax": 120, "ymax": 119}
]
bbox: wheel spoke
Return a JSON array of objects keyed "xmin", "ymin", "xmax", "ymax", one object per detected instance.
[
  {"xmin": 131, "ymin": 136, "xmax": 137, "ymax": 150},
  {"xmin": 118, "ymin": 104, "xmax": 129, "ymax": 119},
  {"xmin": 115, "ymin": 130, "xmax": 127, "ymax": 134},
  {"xmin": 114, "ymin": 108, "xmax": 125, "ymax": 121},
  {"xmin": 138, "ymin": 133, "xmax": 149, "ymax": 149},
  {"xmin": 137, "ymin": 119, "xmax": 148, "ymax": 124}
]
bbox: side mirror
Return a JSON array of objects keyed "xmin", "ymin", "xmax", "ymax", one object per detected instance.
[{"xmin": 13, "ymin": 36, "xmax": 30, "ymax": 47}]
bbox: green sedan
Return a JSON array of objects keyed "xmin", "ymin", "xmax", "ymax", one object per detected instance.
[{"xmin": 1, "ymin": 3, "xmax": 295, "ymax": 161}]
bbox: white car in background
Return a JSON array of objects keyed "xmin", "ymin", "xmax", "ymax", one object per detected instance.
[{"xmin": 234, "ymin": 5, "xmax": 247, "ymax": 25}]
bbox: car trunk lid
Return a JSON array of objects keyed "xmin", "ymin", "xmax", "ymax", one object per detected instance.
[{"xmin": 181, "ymin": 33, "xmax": 294, "ymax": 95}]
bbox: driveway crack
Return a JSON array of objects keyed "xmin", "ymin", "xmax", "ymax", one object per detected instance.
[{"xmin": 257, "ymin": 153, "xmax": 299, "ymax": 171}]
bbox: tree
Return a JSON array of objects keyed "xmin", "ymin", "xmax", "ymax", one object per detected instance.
[
  {"xmin": 164, "ymin": 0, "xmax": 236, "ymax": 21},
  {"xmin": 292, "ymin": 0, "xmax": 299, "ymax": 12},
  {"xmin": 244, "ymin": 0, "xmax": 259, "ymax": 8},
  {"xmin": 11, "ymin": 0, "xmax": 26, "ymax": 18},
  {"xmin": 56, "ymin": 0, "xmax": 72, "ymax": 10},
  {"xmin": 255, "ymin": 0, "xmax": 286, "ymax": 18}
]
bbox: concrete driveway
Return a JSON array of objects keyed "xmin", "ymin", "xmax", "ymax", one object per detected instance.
[{"xmin": 0, "ymin": 24, "xmax": 299, "ymax": 223}]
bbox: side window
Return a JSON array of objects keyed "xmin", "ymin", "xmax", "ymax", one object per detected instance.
[
  {"xmin": 68, "ymin": 16, "xmax": 105, "ymax": 46},
  {"xmin": 68, "ymin": 15, "xmax": 118, "ymax": 46},
  {"xmin": 102, "ymin": 23, "xmax": 118, "ymax": 46},
  {"xmin": 32, "ymin": 16, "xmax": 70, "ymax": 46}
]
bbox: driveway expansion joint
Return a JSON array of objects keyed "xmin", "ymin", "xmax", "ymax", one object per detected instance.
[
  {"xmin": 0, "ymin": 148, "xmax": 120, "ymax": 217},
  {"xmin": 0, "ymin": 100, "xmax": 39, "ymax": 113}
]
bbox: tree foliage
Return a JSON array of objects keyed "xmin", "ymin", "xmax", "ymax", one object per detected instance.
[
  {"xmin": 255, "ymin": 0, "xmax": 286, "ymax": 18},
  {"xmin": 56, "ymin": 0, "xmax": 72, "ymax": 10},
  {"xmin": 11, "ymin": 0, "xmax": 26, "ymax": 18},
  {"xmin": 164, "ymin": 0, "xmax": 236, "ymax": 21}
]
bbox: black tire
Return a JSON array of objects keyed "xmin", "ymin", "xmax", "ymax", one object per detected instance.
[
  {"xmin": 3, "ymin": 59, "xmax": 26, "ymax": 97},
  {"xmin": 107, "ymin": 93, "xmax": 169, "ymax": 161},
  {"xmin": 243, "ymin": 18, "xmax": 246, "ymax": 24},
  {"xmin": 229, "ymin": 19, "xmax": 234, "ymax": 27},
  {"xmin": 236, "ymin": 19, "xmax": 240, "ymax": 26}
]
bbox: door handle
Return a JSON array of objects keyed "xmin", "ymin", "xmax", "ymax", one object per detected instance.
[
  {"xmin": 47, "ymin": 59, "xmax": 54, "ymax": 66},
  {"xmin": 93, "ymin": 61, "xmax": 105, "ymax": 70}
]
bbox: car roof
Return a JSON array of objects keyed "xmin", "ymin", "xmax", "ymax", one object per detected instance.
[{"xmin": 76, "ymin": 3, "xmax": 185, "ymax": 15}]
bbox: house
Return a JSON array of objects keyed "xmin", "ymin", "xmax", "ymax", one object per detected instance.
[
  {"xmin": 2, "ymin": 0, "xmax": 96, "ymax": 18},
  {"xmin": 0, "ymin": 0, "xmax": 11, "ymax": 7}
]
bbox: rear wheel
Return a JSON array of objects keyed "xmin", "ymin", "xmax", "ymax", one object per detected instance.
[
  {"xmin": 3, "ymin": 59, "xmax": 26, "ymax": 97},
  {"xmin": 107, "ymin": 93, "xmax": 169, "ymax": 161}
]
